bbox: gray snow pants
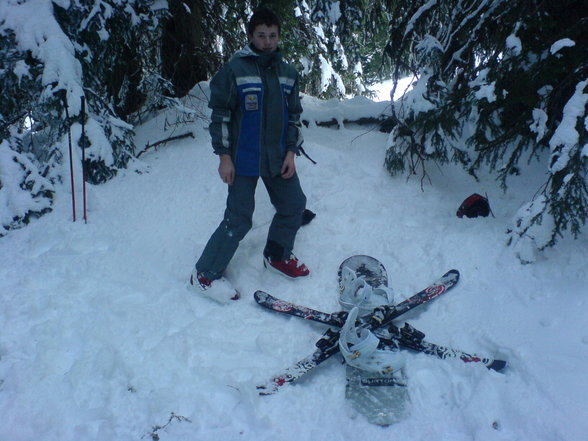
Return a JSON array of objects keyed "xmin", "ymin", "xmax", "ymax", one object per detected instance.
[{"xmin": 196, "ymin": 174, "xmax": 306, "ymax": 280}]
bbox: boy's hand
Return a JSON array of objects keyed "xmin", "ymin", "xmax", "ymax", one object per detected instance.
[
  {"xmin": 281, "ymin": 151, "xmax": 296, "ymax": 179},
  {"xmin": 218, "ymin": 154, "xmax": 235, "ymax": 185}
]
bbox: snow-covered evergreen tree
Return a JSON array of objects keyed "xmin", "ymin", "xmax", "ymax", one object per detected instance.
[
  {"xmin": 51, "ymin": 0, "xmax": 167, "ymax": 183},
  {"xmin": 284, "ymin": 0, "xmax": 392, "ymax": 98},
  {"xmin": 0, "ymin": 24, "xmax": 55, "ymax": 232},
  {"xmin": 0, "ymin": 0, "xmax": 167, "ymax": 233},
  {"xmin": 0, "ymin": 140, "xmax": 54, "ymax": 236},
  {"xmin": 383, "ymin": 0, "xmax": 588, "ymax": 261}
]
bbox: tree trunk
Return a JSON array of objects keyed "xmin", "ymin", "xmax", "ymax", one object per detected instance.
[{"xmin": 162, "ymin": 0, "xmax": 208, "ymax": 97}]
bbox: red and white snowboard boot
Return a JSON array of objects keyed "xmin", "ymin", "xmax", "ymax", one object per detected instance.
[
  {"xmin": 263, "ymin": 254, "xmax": 310, "ymax": 279},
  {"xmin": 190, "ymin": 269, "xmax": 240, "ymax": 304}
]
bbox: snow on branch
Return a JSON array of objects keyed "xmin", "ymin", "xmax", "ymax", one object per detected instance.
[
  {"xmin": 0, "ymin": 0, "xmax": 84, "ymax": 114},
  {"xmin": 0, "ymin": 140, "xmax": 54, "ymax": 235},
  {"xmin": 548, "ymin": 79, "xmax": 588, "ymax": 174}
]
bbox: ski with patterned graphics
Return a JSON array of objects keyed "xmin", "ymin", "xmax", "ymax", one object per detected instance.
[
  {"xmin": 256, "ymin": 269, "xmax": 460, "ymax": 395},
  {"xmin": 379, "ymin": 323, "xmax": 506, "ymax": 371},
  {"xmin": 254, "ymin": 269, "xmax": 459, "ymax": 329},
  {"xmin": 255, "ymin": 292, "xmax": 507, "ymax": 372},
  {"xmin": 254, "ymin": 291, "xmax": 346, "ymax": 327}
]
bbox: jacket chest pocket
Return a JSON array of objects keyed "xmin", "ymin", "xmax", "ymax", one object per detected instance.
[
  {"xmin": 243, "ymin": 91, "xmax": 261, "ymax": 112},
  {"xmin": 236, "ymin": 75, "xmax": 263, "ymax": 113}
]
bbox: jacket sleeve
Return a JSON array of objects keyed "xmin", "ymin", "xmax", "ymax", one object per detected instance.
[
  {"xmin": 286, "ymin": 74, "xmax": 304, "ymax": 154},
  {"xmin": 208, "ymin": 65, "xmax": 238, "ymax": 156}
]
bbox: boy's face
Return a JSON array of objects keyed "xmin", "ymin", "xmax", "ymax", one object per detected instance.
[{"xmin": 249, "ymin": 24, "xmax": 279, "ymax": 53}]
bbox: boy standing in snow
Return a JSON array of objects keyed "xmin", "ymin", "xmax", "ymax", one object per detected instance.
[{"xmin": 190, "ymin": 8, "xmax": 310, "ymax": 302}]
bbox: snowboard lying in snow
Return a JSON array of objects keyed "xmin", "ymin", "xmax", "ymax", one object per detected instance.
[{"xmin": 337, "ymin": 255, "xmax": 408, "ymax": 425}]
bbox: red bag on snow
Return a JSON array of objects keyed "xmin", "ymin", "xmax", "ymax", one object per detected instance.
[{"xmin": 456, "ymin": 193, "xmax": 492, "ymax": 218}]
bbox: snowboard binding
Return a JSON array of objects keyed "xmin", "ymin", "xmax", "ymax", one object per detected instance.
[
  {"xmin": 339, "ymin": 260, "xmax": 395, "ymax": 316},
  {"xmin": 339, "ymin": 307, "xmax": 406, "ymax": 375}
]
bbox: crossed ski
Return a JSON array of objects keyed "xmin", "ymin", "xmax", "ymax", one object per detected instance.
[
  {"xmin": 254, "ymin": 269, "xmax": 507, "ymax": 395},
  {"xmin": 255, "ymin": 290, "xmax": 506, "ymax": 371}
]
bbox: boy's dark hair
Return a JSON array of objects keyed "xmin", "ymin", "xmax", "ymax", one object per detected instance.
[{"xmin": 247, "ymin": 7, "xmax": 281, "ymax": 35}]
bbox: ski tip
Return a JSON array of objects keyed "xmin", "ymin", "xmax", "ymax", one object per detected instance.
[
  {"xmin": 256, "ymin": 383, "xmax": 281, "ymax": 396},
  {"xmin": 257, "ymin": 373, "xmax": 293, "ymax": 395},
  {"xmin": 253, "ymin": 290, "xmax": 269, "ymax": 301},
  {"xmin": 441, "ymin": 269, "xmax": 460, "ymax": 284},
  {"xmin": 488, "ymin": 359, "xmax": 508, "ymax": 372},
  {"xmin": 257, "ymin": 388, "xmax": 276, "ymax": 396}
]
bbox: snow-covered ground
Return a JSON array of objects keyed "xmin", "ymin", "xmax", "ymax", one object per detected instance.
[{"xmin": 1, "ymin": 88, "xmax": 587, "ymax": 441}]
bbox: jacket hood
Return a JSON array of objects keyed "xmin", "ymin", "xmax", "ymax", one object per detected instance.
[{"xmin": 232, "ymin": 43, "xmax": 283, "ymax": 61}]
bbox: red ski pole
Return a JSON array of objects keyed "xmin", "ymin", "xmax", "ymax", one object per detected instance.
[
  {"xmin": 60, "ymin": 91, "xmax": 76, "ymax": 222},
  {"xmin": 80, "ymin": 97, "xmax": 89, "ymax": 223}
]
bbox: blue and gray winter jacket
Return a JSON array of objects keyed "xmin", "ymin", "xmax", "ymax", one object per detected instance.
[{"xmin": 208, "ymin": 44, "xmax": 304, "ymax": 177}]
